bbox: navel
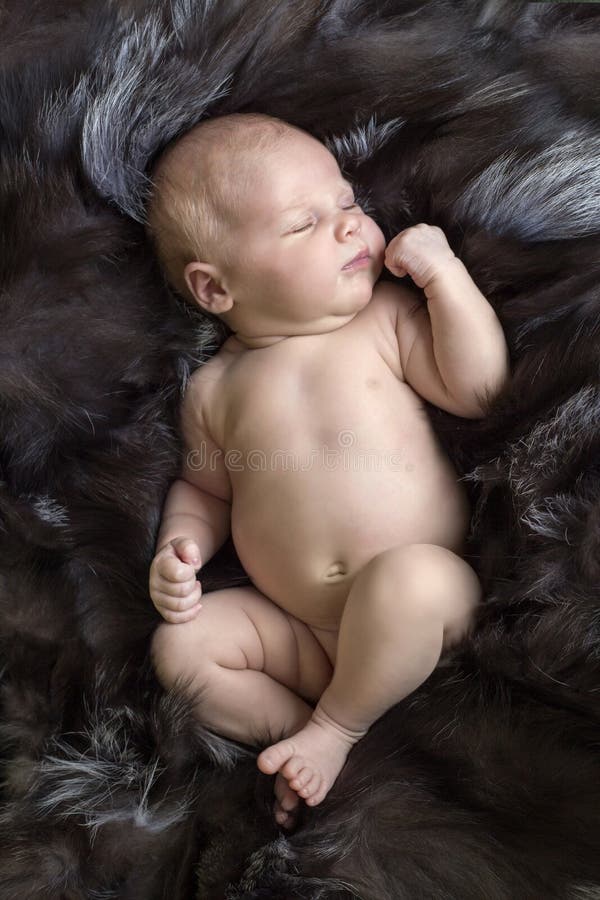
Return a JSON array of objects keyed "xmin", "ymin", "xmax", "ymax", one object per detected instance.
[{"xmin": 324, "ymin": 561, "xmax": 348, "ymax": 581}]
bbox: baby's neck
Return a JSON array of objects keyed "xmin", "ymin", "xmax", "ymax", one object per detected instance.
[
  {"xmin": 231, "ymin": 313, "xmax": 359, "ymax": 350},
  {"xmin": 233, "ymin": 332, "xmax": 289, "ymax": 349}
]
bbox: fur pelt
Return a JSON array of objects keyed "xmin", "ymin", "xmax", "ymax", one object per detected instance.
[{"xmin": 1, "ymin": 1, "xmax": 600, "ymax": 897}]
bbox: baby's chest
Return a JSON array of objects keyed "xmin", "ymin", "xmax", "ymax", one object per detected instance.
[{"xmin": 226, "ymin": 344, "xmax": 421, "ymax": 455}]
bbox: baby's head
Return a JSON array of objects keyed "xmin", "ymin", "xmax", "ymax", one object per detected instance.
[
  {"xmin": 147, "ymin": 114, "xmax": 290, "ymax": 302},
  {"xmin": 147, "ymin": 113, "xmax": 385, "ymax": 342}
]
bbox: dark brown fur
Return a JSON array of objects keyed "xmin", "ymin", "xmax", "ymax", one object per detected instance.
[{"xmin": 1, "ymin": 2, "xmax": 600, "ymax": 897}]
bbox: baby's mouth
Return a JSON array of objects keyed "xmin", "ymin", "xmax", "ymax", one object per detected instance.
[{"xmin": 342, "ymin": 249, "xmax": 370, "ymax": 270}]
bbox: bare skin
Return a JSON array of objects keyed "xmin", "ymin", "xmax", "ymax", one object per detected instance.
[{"xmin": 148, "ymin": 119, "xmax": 510, "ymax": 828}]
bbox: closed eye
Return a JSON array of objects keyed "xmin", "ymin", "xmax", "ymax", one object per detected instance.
[{"xmin": 288, "ymin": 200, "xmax": 359, "ymax": 233}]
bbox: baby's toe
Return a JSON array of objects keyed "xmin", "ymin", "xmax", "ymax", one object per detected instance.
[
  {"xmin": 290, "ymin": 767, "xmax": 313, "ymax": 791},
  {"xmin": 299, "ymin": 772, "xmax": 321, "ymax": 799},
  {"xmin": 257, "ymin": 739, "xmax": 295, "ymax": 775},
  {"xmin": 274, "ymin": 773, "xmax": 298, "ymax": 811},
  {"xmin": 273, "ymin": 774, "xmax": 300, "ymax": 830},
  {"xmin": 275, "ymin": 809, "xmax": 296, "ymax": 828},
  {"xmin": 306, "ymin": 778, "xmax": 329, "ymax": 807},
  {"xmin": 281, "ymin": 756, "xmax": 304, "ymax": 783},
  {"xmin": 280, "ymin": 792, "xmax": 299, "ymax": 814}
]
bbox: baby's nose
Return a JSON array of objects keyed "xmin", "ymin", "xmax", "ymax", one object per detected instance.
[{"xmin": 337, "ymin": 212, "xmax": 361, "ymax": 239}]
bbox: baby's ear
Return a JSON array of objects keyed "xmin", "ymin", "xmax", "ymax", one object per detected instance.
[{"xmin": 184, "ymin": 262, "xmax": 233, "ymax": 314}]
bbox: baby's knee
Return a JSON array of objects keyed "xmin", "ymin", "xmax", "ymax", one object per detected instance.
[
  {"xmin": 362, "ymin": 543, "xmax": 480, "ymax": 630},
  {"xmin": 439, "ymin": 565, "xmax": 480, "ymax": 650},
  {"xmin": 397, "ymin": 544, "xmax": 480, "ymax": 646},
  {"xmin": 362, "ymin": 543, "xmax": 448, "ymax": 597}
]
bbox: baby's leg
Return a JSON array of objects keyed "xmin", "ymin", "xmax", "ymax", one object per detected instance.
[
  {"xmin": 151, "ymin": 586, "xmax": 333, "ymax": 825},
  {"xmin": 151, "ymin": 585, "xmax": 334, "ymax": 743},
  {"xmin": 257, "ymin": 544, "xmax": 480, "ymax": 806}
]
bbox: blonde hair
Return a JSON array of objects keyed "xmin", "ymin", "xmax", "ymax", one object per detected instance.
[{"xmin": 146, "ymin": 113, "xmax": 301, "ymax": 301}]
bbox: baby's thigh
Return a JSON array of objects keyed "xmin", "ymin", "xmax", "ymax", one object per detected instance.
[{"xmin": 151, "ymin": 586, "xmax": 333, "ymax": 704}]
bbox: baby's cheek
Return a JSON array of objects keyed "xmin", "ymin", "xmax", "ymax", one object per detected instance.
[
  {"xmin": 368, "ymin": 225, "xmax": 386, "ymax": 276},
  {"xmin": 367, "ymin": 219, "xmax": 386, "ymax": 257}
]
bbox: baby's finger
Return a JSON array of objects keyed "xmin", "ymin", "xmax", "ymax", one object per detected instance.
[
  {"xmin": 386, "ymin": 263, "xmax": 407, "ymax": 278},
  {"xmin": 160, "ymin": 602, "xmax": 203, "ymax": 624},
  {"xmin": 153, "ymin": 581, "xmax": 202, "ymax": 611},
  {"xmin": 171, "ymin": 537, "xmax": 201, "ymax": 569},
  {"xmin": 155, "ymin": 575, "xmax": 200, "ymax": 599},
  {"xmin": 384, "ymin": 247, "xmax": 406, "ymax": 277},
  {"xmin": 158, "ymin": 555, "xmax": 199, "ymax": 583}
]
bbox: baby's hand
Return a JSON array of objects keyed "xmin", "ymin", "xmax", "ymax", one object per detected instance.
[
  {"xmin": 384, "ymin": 224, "xmax": 456, "ymax": 290},
  {"xmin": 149, "ymin": 537, "xmax": 203, "ymax": 624}
]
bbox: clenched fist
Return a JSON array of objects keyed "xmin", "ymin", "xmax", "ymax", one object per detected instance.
[
  {"xmin": 384, "ymin": 224, "xmax": 456, "ymax": 290},
  {"xmin": 149, "ymin": 537, "xmax": 203, "ymax": 623}
]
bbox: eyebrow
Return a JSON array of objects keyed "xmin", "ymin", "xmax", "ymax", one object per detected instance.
[{"xmin": 280, "ymin": 180, "xmax": 355, "ymax": 215}]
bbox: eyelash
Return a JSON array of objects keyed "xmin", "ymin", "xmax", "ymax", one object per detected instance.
[{"xmin": 291, "ymin": 203, "xmax": 358, "ymax": 233}]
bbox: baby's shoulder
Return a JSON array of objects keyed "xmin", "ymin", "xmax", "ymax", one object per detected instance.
[
  {"xmin": 181, "ymin": 346, "xmax": 232, "ymax": 438},
  {"xmin": 369, "ymin": 280, "xmax": 421, "ymax": 323},
  {"xmin": 186, "ymin": 352, "xmax": 224, "ymax": 399},
  {"xmin": 356, "ymin": 280, "xmax": 406, "ymax": 344},
  {"xmin": 355, "ymin": 281, "xmax": 423, "ymax": 377}
]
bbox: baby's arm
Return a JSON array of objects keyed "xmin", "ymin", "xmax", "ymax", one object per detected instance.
[
  {"xmin": 385, "ymin": 225, "xmax": 510, "ymax": 418},
  {"xmin": 149, "ymin": 400, "xmax": 231, "ymax": 624}
]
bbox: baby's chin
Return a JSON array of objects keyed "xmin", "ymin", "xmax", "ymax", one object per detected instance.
[{"xmin": 340, "ymin": 281, "xmax": 375, "ymax": 313}]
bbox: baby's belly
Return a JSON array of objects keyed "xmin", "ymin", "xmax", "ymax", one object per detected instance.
[{"xmin": 230, "ymin": 457, "xmax": 470, "ymax": 629}]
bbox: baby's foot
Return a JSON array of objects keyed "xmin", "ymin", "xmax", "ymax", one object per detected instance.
[
  {"xmin": 257, "ymin": 706, "xmax": 366, "ymax": 808},
  {"xmin": 273, "ymin": 773, "xmax": 299, "ymax": 829}
]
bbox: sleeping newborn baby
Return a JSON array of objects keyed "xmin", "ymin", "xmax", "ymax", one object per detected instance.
[{"xmin": 147, "ymin": 113, "xmax": 510, "ymax": 828}]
